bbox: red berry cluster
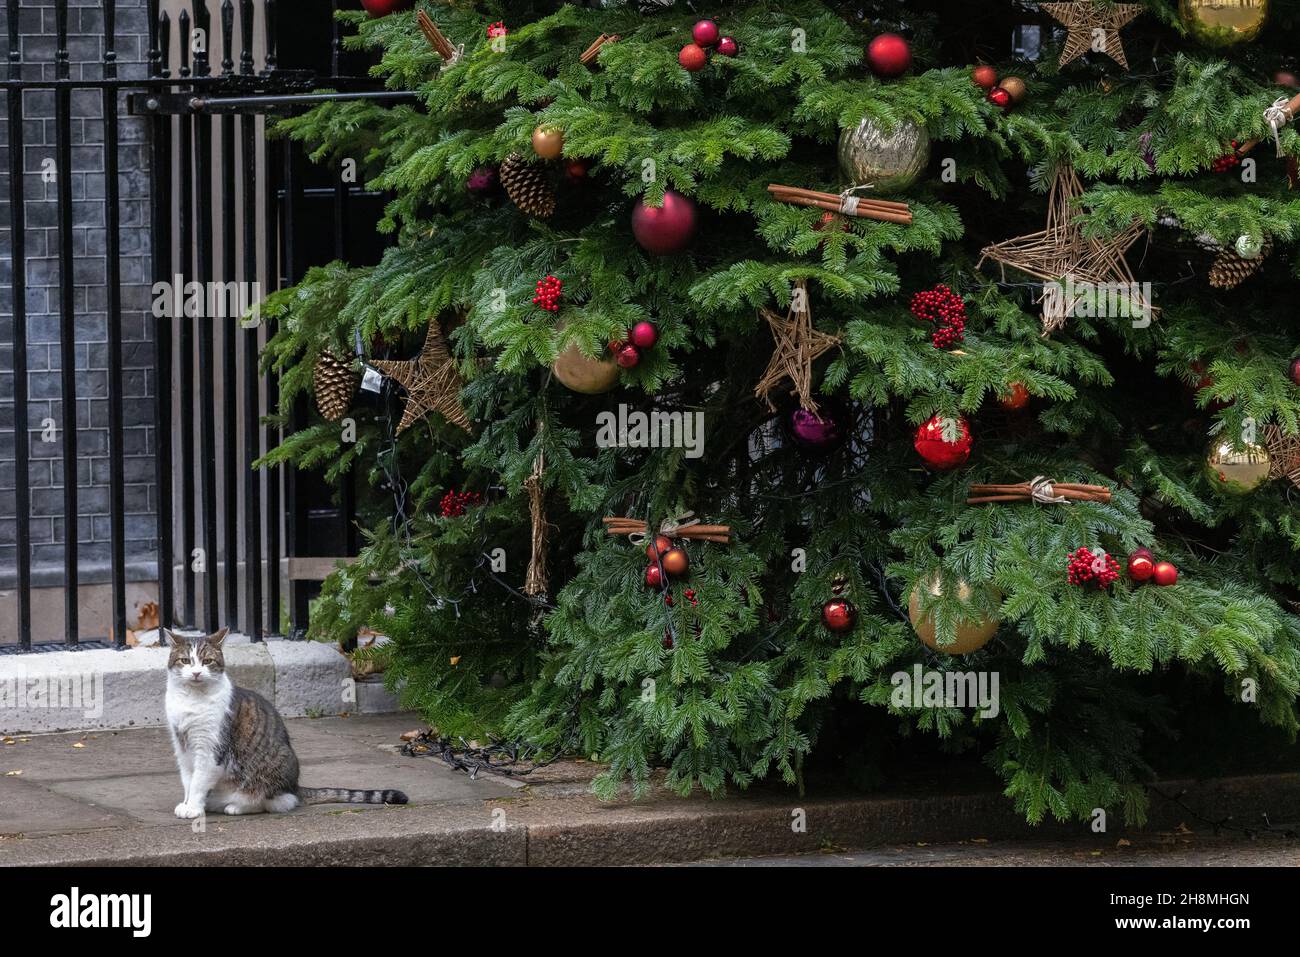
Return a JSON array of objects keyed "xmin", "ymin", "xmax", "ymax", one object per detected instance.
[
  {"xmin": 1211, "ymin": 141, "xmax": 1242, "ymax": 173},
  {"xmin": 910, "ymin": 284, "xmax": 967, "ymax": 349},
  {"xmin": 1066, "ymin": 547, "xmax": 1120, "ymax": 589},
  {"xmin": 532, "ymin": 275, "xmax": 562, "ymax": 312},
  {"xmin": 439, "ymin": 489, "xmax": 482, "ymax": 518},
  {"xmin": 486, "ymin": 21, "xmax": 507, "ymax": 39}
]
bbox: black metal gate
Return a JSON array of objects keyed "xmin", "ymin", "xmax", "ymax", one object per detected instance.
[{"xmin": 2, "ymin": 0, "xmax": 398, "ymax": 652}]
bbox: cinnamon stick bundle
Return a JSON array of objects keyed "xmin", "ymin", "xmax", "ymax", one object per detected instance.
[
  {"xmin": 602, "ymin": 516, "xmax": 733, "ymax": 544},
  {"xmin": 967, "ymin": 479, "xmax": 1111, "ymax": 505},
  {"xmin": 418, "ymin": 10, "xmax": 459, "ymax": 62},
  {"xmin": 580, "ymin": 33, "xmax": 619, "ymax": 66},
  {"xmin": 768, "ymin": 184, "xmax": 913, "ymax": 226}
]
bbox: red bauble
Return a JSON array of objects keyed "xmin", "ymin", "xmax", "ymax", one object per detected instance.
[
  {"xmin": 821, "ymin": 598, "xmax": 857, "ymax": 633},
  {"xmin": 361, "ymin": 0, "xmax": 411, "ymax": 17},
  {"xmin": 1153, "ymin": 561, "xmax": 1179, "ymax": 587},
  {"xmin": 631, "ymin": 189, "xmax": 698, "ymax": 255},
  {"xmin": 999, "ymin": 383, "xmax": 1030, "ymax": 411},
  {"xmin": 644, "ymin": 563, "xmax": 665, "ymax": 589},
  {"xmin": 1289, "ymin": 357, "xmax": 1300, "ymax": 386},
  {"xmin": 913, "ymin": 414, "xmax": 972, "ymax": 470},
  {"xmin": 678, "ymin": 43, "xmax": 708, "ymax": 72},
  {"xmin": 866, "ymin": 33, "xmax": 912, "ymax": 78},
  {"xmin": 1126, "ymin": 548, "xmax": 1155, "ymax": 582},
  {"xmin": 616, "ymin": 344, "xmax": 641, "ymax": 368},
  {"xmin": 1275, "ymin": 70, "xmax": 1299, "ymax": 88},
  {"xmin": 466, "ymin": 165, "xmax": 498, "ymax": 195},
  {"xmin": 987, "ymin": 87, "xmax": 1012, "ymax": 110},
  {"xmin": 716, "ymin": 36, "xmax": 739, "ymax": 57},
  {"xmin": 661, "ymin": 547, "xmax": 689, "ymax": 578},
  {"xmin": 971, "ymin": 64, "xmax": 998, "ymax": 90},
  {"xmin": 629, "ymin": 321, "xmax": 658, "ymax": 350},
  {"xmin": 646, "ymin": 535, "xmax": 672, "ymax": 560},
  {"xmin": 564, "ymin": 158, "xmax": 590, "ymax": 181},
  {"xmin": 692, "ymin": 19, "xmax": 720, "ymax": 48}
]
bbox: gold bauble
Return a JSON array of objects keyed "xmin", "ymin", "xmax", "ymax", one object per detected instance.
[
  {"xmin": 531, "ymin": 126, "xmax": 565, "ymax": 161},
  {"xmin": 553, "ymin": 341, "xmax": 620, "ymax": 394},
  {"xmin": 908, "ymin": 577, "xmax": 1001, "ymax": 655},
  {"xmin": 1179, "ymin": 0, "xmax": 1268, "ymax": 48},
  {"xmin": 999, "ymin": 76, "xmax": 1027, "ymax": 103},
  {"xmin": 837, "ymin": 116, "xmax": 930, "ymax": 195},
  {"xmin": 1205, "ymin": 439, "xmax": 1270, "ymax": 494}
]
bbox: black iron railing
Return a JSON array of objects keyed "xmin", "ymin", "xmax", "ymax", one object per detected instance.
[{"xmin": 2, "ymin": 0, "xmax": 404, "ymax": 652}]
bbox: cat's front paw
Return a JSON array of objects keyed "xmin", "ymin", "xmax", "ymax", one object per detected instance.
[{"xmin": 174, "ymin": 802, "xmax": 202, "ymax": 819}]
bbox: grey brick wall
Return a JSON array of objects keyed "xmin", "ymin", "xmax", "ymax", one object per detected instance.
[{"xmin": 0, "ymin": 0, "xmax": 155, "ymax": 588}]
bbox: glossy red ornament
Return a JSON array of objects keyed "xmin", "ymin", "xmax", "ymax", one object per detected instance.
[
  {"xmin": 1153, "ymin": 561, "xmax": 1179, "ymax": 587},
  {"xmin": 678, "ymin": 43, "xmax": 708, "ymax": 72},
  {"xmin": 644, "ymin": 563, "xmax": 665, "ymax": 589},
  {"xmin": 661, "ymin": 547, "xmax": 689, "ymax": 578},
  {"xmin": 789, "ymin": 407, "xmax": 845, "ymax": 451},
  {"xmin": 629, "ymin": 321, "xmax": 658, "ymax": 350},
  {"xmin": 631, "ymin": 189, "xmax": 698, "ymax": 255},
  {"xmin": 913, "ymin": 414, "xmax": 972, "ymax": 470},
  {"xmin": 1126, "ymin": 548, "xmax": 1155, "ymax": 582},
  {"xmin": 999, "ymin": 383, "xmax": 1030, "ymax": 411},
  {"xmin": 361, "ymin": 0, "xmax": 411, "ymax": 17},
  {"xmin": 564, "ymin": 158, "xmax": 589, "ymax": 181},
  {"xmin": 987, "ymin": 86, "xmax": 1012, "ymax": 110},
  {"xmin": 866, "ymin": 33, "xmax": 912, "ymax": 78},
  {"xmin": 717, "ymin": 36, "xmax": 739, "ymax": 57},
  {"xmin": 971, "ymin": 64, "xmax": 998, "ymax": 89},
  {"xmin": 646, "ymin": 535, "xmax": 672, "ymax": 560},
  {"xmin": 1275, "ymin": 70, "xmax": 1299, "ymax": 88},
  {"xmin": 821, "ymin": 598, "xmax": 857, "ymax": 633},
  {"xmin": 1289, "ymin": 356, "xmax": 1300, "ymax": 386},
  {"xmin": 692, "ymin": 19, "xmax": 720, "ymax": 48},
  {"xmin": 616, "ymin": 343, "xmax": 641, "ymax": 368}
]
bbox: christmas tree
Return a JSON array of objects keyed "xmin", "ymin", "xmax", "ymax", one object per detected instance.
[{"xmin": 261, "ymin": 0, "xmax": 1300, "ymax": 824}]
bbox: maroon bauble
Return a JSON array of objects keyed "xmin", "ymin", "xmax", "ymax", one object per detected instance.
[
  {"xmin": 987, "ymin": 86, "xmax": 1012, "ymax": 110},
  {"xmin": 866, "ymin": 33, "xmax": 912, "ymax": 78},
  {"xmin": 1127, "ymin": 549, "xmax": 1155, "ymax": 582},
  {"xmin": 361, "ymin": 0, "xmax": 411, "ymax": 16},
  {"xmin": 678, "ymin": 43, "xmax": 708, "ymax": 72},
  {"xmin": 1289, "ymin": 356, "xmax": 1300, "ymax": 386},
  {"xmin": 616, "ymin": 343, "xmax": 641, "ymax": 368},
  {"xmin": 716, "ymin": 36, "xmax": 739, "ymax": 57},
  {"xmin": 645, "ymin": 563, "xmax": 665, "ymax": 589},
  {"xmin": 692, "ymin": 19, "xmax": 720, "ymax": 48},
  {"xmin": 629, "ymin": 321, "xmax": 658, "ymax": 350},
  {"xmin": 631, "ymin": 189, "xmax": 698, "ymax": 255},
  {"xmin": 1276, "ymin": 70, "xmax": 1299, "ymax": 88},
  {"xmin": 1153, "ymin": 561, "xmax": 1179, "ymax": 587},
  {"xmin": 646, "ymin": 535, "xmax": 672, "ymax": 560},
  {"xmin": 971, "ymin": 64, "xmax": 998, "ymax": 90},
  {"xmin": 821, "ymin": 598, "xmax": 857, "ymax": 633},
  {"xmin": 661, "ymin": 547, "xmax": 689, "ymax": 578},
  {"xmin": 467, "ymin": 165, "xmax": 498, "ymax": 195},
  {"xmin": 789, "ymin": 407, "xmax": 844, "ymax": 451},
  {"xmin": 564, "ymin": 158, "xmax": 590, "ymax": 181},
  {"xmin": 914, "ymin": 414, "xmax": 972, "ymax": 470}
]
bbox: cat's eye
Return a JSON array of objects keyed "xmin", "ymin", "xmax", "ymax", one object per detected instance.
[{"xmin": 178, "ymin": 657, "xmax": 191, "ymax": 665}]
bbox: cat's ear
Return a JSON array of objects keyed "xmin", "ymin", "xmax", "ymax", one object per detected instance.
[
  {"xmin": 207, "ymin": 627, "xmax": 229, "ymax": 648},
  {"xmin": 163, "ymin": 628, "xmax": 188, "ymax": 648}
]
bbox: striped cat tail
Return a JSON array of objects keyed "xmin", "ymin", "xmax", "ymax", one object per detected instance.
[{"xmin": 298, "ymin": 787, "xmax": 408, "ymax": 805}]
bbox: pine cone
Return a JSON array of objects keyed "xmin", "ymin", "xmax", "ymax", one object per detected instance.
[
  {"xmin": 1209, "ymin": 238, "xmax": 1272, "ymax": 290},
  {"xmin": 500, "ymin": 153, "xmax": 556, "ymax": 219},
  {"xmin": 313, "ymin": 350, "xmax": 359, "ymax": 422}
]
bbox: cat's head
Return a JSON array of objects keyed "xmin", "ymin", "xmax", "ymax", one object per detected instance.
[{"xmin": 165, "ymin": 629, "xmax": 229, "ymax": 686}]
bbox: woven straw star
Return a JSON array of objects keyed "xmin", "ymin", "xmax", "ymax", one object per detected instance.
[
  {"xmin": 371, "ymin": 320, "xmax": 471, "ymax": 434},
  {"xmin": 755, "ymin": 279, "xmax": 840, "ymax": 413},
  {"xmin": 977, "ymin": 164, "xmax": 1152, "ymax": 335},
  {"xmin": 1265, "ymin": 424, "xmax": 1300, "ymax": 491},
  {"xmin": 1041, "ymin": 2, "xmax": 1144, "ymax": 71}
]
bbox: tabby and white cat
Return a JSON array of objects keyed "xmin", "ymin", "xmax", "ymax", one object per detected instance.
[{"xmin": 164, "ymin": 629, "xmax": 408, "ymax": 818}]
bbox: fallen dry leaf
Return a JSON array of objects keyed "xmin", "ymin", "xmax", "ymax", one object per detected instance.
[
  {"xmin": 1117, "ymin": 838, "xmax": 1132, "ymax": 847},
  {"xmin": 400, "ymin": 729, "xmax": 427, "ymax": 742},
  {"xmin": 72, "ymin": 742, "xmax": 85, "ymax": 750},
  {"xmin": 2, "ymin": 738, "xmax": 14, "ymax": 746},
  {"xmin": 450, "ymin": 656, "xmax": 461, "ymax": 666},
  {"xmin": 4, "ymin": 770, "xmax": 21, "ymax": 776}
]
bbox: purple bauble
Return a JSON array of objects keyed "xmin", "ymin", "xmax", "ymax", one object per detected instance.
[
  {"xmin": 631, "ymin": 189, "xmax": 698, "ymax": 255},
  {"xmin": 789, "ymin": 407, "xmax": 844, "ymax": 450},
  {"xmin": 467, "ymin": 165, "xmax": 498, "ymax": 195}
]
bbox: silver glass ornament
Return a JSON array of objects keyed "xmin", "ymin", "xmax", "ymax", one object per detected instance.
[{"xmin": 837, "ymin": 116, "xmax": 931, "ymax": 195}]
